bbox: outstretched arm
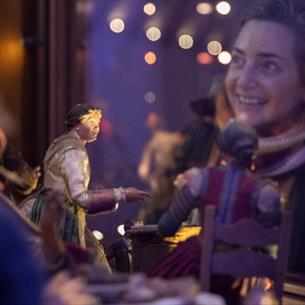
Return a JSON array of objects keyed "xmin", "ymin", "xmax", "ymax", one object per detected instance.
[
  {"xmin": 59, "ymin": 149, "xmax": 149, "ymax": 214},
  {"xmin": 87, "ymin": 187, "xmax": 150, "ymax": 214},
  {"xmin": 158, "ymin": 167, "xmax": 206, "ymax": 237}
]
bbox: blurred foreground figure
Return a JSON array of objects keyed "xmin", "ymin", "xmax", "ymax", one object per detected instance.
[
  {"xmin": 138, "ymin": 112, "xmax": 182, "ymax": 223},
  {"xmin": 171, "ymin": 75, "xmax": 233, "ymax": 224},
  {"xmin": 30, "ymin": 103, "xmax": 148, "ymax": 269},
  {"xmin": 0, "ymin": 100, "xmax": 39, "ymax": 204},
  {"xmin": 0, "ymin": 115, "xmax": 43, "ymax": 304},
  {"xmin": 0, "ymin": 201, "xmax": 43, "ymax": 305},
  {"xmin": 151, "ymin": 120, "xmax": 280, "ymax": 305}
]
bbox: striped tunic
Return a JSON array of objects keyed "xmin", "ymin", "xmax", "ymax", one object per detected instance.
[{"xmin": 158, "ymin": 162, "xmax": 280, "ymax": 236}]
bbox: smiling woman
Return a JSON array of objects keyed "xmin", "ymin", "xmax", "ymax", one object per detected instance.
[
  {"xmin": 225, "ymin": 20, "xmax": 305, "ymax": 134},
  {"xmin": 225, "ymin": 0, "xmax": 305, "ymax": 275}
]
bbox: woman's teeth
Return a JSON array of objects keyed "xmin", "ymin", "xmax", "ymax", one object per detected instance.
[{"xmin": 239, "ymin": 96, "xmax": 265, "ymax": 105}]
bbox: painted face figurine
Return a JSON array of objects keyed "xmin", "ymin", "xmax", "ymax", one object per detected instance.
[
  {"xmin": 77, "ymin": 109, "xmax": 102, "ymax": 143},
  {"xmin": 65, "ymin": 104, "xmax": 102, "ymax": 143}
]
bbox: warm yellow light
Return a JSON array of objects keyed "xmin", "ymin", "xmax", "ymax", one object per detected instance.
[
  {"xmin": 196, "ymin": 52, "xmax": 213, "ymax": 64},
  {"xmin": 207, "ymin": 40, "xmax": 222, "ymax": 55},
  {"xmin": 216, "ymin": 1, "xmax": 231, "ymax": 15},
  {"xmin": 143, "ymin": 2, "xmax": 156, "ymax": 15},
  {"xmin": 109, "ymin": 18, "xmax": 125, "ymax": 33},
  {"xmin": 196, "ymin": 2, "xmax": 213, "ymax": 15},
  {"xmin": 218, "ymin": 51, "xmax": 232, "ymax": 64},
  {"xmin": 144, "ymin": 51, "xmax": 157, "ymax": 64},
  {"xmin": 144, "ymin": 91, "xmax": 156, "ymax": 104},
  {"xmin": 178, "ymin": 34, "xmax": 193, "ymax": 49},
  {"xmin": 146, "ymin": 26, "xmax": 161, "ymax": 41}
]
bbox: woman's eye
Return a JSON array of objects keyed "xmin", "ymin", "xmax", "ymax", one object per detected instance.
[
  {"xmin": 231, "ymin": 53, "xmax": 244, "ymax": 66},
  {"xmin": 262, "ymin": 61, "xmax": 280, "ymax": 72}
]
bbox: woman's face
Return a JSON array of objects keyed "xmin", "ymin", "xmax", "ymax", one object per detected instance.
[
  {"xmin": 225, "ymin": 20, "xmax": 305, "ymax": 135},
  {"xmin": 77, "ymin": 115, "xmax": 101, "ymax": 143}
]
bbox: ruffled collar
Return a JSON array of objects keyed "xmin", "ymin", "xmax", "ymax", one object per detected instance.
[{"xmin": 254, "ymin": 119, "xmax": 305, "ymax": 177}]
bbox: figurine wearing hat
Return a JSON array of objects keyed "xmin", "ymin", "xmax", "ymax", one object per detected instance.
[
  {"xmin": 173, "ymin": 74, "xmax": 233, "ymax": 177},
  {"xmin": 30, "ymin": 103, "xmax": 149, "ymax": 269}
]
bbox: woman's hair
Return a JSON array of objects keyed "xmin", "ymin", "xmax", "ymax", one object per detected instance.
[
  {"xmin": 64, "ymin": 103, "xmax": 102, "ymax": 130},
  {"xmin": 241, "ymin": 0, "xmax": 305, "ymax": 84}
]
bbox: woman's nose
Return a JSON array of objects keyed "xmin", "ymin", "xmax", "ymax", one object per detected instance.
[{"xmin": 236, "ymin": 65, "xmax": 257, "ymax": 90}]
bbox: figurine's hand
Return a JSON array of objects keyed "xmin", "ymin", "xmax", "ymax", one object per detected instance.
[{"xmin": 124, "ymin": 187, "xmax": 150, "ymax": 202}]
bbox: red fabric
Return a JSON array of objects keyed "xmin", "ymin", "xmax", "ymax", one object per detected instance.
[
  {"xmin": 149, "ymin": 236, "xmax": 200, "ymax": 278},
  {"xmin": 203, "ymin": 168, "xmax": 225, "ymax": 208},
  {"xmin": 202, "ymin": 168, "xmax": 258, "ymax": 223},
  {"xmin": 233, "ymin": 173, "xmax": 258, "ymax": 221},
  {"xmin": 64, "ymin": 242, "xmax": 91, "ymax": 265},
  {"xmin": 150, "ymin": 167, "xmax": 260, "ymax": 280}
]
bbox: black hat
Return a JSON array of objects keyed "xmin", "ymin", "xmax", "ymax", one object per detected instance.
[
  {"xmin": 190, "ymin": 73, "xmax": 225, "ymax": 117},
  {"xmin": 190, "ymin": 97, "xmax": 215, "ymax": 117}
]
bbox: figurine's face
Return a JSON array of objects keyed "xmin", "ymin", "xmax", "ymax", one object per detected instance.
[
  {"xmin": 77, "ymin": 115, "xmax": 101, "ymax": 143},
  {"xmin": 225, "ymin": 20, "xmax": 305, "ymax": 136}
]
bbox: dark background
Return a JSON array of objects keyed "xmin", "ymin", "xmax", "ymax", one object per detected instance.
[{"xmin": 0, "ymin": 0, "xmax": 252, "ymax": 245}]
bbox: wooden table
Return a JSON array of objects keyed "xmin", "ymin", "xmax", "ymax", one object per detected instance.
[{"xmin": 126, "ymin": 225, "xmax": 201, "ymax": 274}]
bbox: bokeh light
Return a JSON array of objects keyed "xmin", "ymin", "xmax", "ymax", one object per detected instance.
[
  {"xmin": 196, "ymin": 2, "xmax": 213, "ymax": 15},
  {"xmin": 196, "ymin": 52, "xmax": 213, "ymax": 64},
  {"xmin": 144, "ymin": 51, "xmax": 157, "ymax": 64},
  {"xmin": 215, "ymin": 1, "xmax": 231, "ymax": 15},
  {"xmin": 144, "ymin": 91, "xmax": 156, "ymax": 103},
  {"xmin": 146, "ymin": 26, "xmax": 161, "ymax": 41},
  {"xmin": 207, "ymin": 40, "xmax": 222, "ymax": 55},
  {"xmin": 218, "ymin": 51, "xmax": 232, "ymax": 64},
  {"xmin": 143, "ymin": 2, "xmax": 156, "ymax": 15},
  {"xmin": 117, "ymin": 224, "xmax": 125, "ymax": 236},
  {"xmin": 178, "ymin": 34, "xmax": 194, "ymax": 49},
  {"xmin": 92, "ymin": 230, "xmax": 104, "ymax": 240},
  {"xmin": 109, "ymin": 18, "xmax": 125, "ymax": 33}
]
